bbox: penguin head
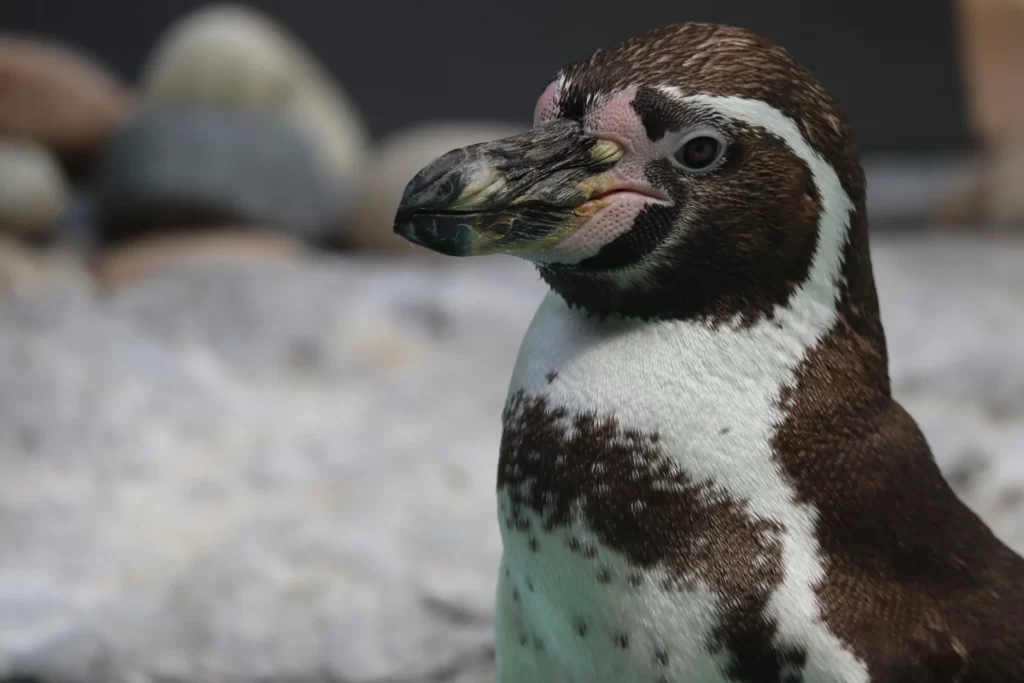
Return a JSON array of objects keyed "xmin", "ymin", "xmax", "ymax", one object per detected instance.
[{"xmin": 395, "ymin": 23, "xmax": 868, "ymax": 322}]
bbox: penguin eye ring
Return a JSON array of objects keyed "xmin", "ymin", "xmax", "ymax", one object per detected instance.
[{"xmin": 671, "ymin": 127, "xmax": 729, "ymax": 174}]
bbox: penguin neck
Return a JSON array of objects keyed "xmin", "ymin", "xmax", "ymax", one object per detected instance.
[
  {"xmin": 532, "ymin": 199, "xmax": 891, "ymax": 397},
  {"xmin": 534, "ymin": 192, "xmax": 884, "ymax": 342}
]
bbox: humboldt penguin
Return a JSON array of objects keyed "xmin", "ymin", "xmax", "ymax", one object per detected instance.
[{"xmin": 394, "ymin": 22, "xmax": 1024, "ymax": 683}]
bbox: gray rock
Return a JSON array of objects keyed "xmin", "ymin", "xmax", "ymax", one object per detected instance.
[
  {"xmin": 55, "ymin": 188, "xmax": 99, "ymax": 251},
  {"xmin": 140, "ymin": 3, "xmax": 369, "ymax": 207},
  {"xmin": 94, "ymin": 108, "xmax": 346, "ymax": 243},
  {"xmin": 0, "ymin": 237, "xmax": 1022, "ymax": 682}
]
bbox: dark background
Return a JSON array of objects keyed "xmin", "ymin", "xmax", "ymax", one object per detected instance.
[{"xmin": 1, "ymin": 0, "xmax": 970, "ymax": 154}]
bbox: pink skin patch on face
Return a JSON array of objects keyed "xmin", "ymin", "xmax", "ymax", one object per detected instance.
[
  {"xmin": 529, "ymin": 86, "xmax": 675, "ymax": 265},
  {"xmin": 533, "ymin": 79, "xmax": 562, "ymax": 126}
]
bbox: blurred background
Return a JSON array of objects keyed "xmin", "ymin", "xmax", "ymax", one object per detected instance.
[{"xmin": 0, "ymin": 1, "xmax": 1021, "ymax": 681}]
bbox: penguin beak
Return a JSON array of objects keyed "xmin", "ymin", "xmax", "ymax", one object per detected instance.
[{"xmin": 393, "ymin": 119, "xmax": 625, "ymax": 257}]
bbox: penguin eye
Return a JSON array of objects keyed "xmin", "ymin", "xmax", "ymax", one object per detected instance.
[{"xmin": 671, "ymin": 128, "xmax": 728, "ymax": 174}]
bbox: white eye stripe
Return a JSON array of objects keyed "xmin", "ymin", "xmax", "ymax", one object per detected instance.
[
  {"xmin": 670, "ymin": 92, "xmax": 853, "ymax": 310},
  {"xmin": 647, "ymin": 89, "xmax": 866, "ymax": 683}
]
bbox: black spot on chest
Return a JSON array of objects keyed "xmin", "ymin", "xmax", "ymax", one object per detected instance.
[{"xmin": 497, "ymin": 389, "xmax": 810, "ymax": 682}]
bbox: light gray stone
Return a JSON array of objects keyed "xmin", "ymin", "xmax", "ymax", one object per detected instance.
[
  {"xmin": 0, "ymin": 139, "xmax": 68, "ymax": 238},
  {"xmin": 0, "ymin": 236, "xmax": 1022, "ymax": 682}
]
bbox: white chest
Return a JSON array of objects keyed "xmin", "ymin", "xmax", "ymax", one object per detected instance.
[{"xmin": 492, "ymin": 292, "xmax": 870, "ymax": 683}]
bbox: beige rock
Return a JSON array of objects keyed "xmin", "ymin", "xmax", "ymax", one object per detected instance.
[
  {"xmin": 0, "ymin": 36, "xmax": 131, "ymax": 152},
  {"xmin": 0, "ymin": 139, "xmax": 68, "ymax": 237},
  {"xmin": 0, "ymin": 237, "xmax": 91, "ymax": 298},
  {"xmin": 347, "ymin": 121, "xmax": 527, "ymax": 251},
  {"xmin": 935, "ymin": 1, "xmax": 1024, "ymax": 227},
  {"xmin": 985, "ymin": 140, "xmax": 1024, "ymax": 226},
  {"xmin": 92, "ymin": 228, "xmax": 307, "ymax": 289},
  {"xmin": 140, "ymin": 4, "xmax": 369, "ymax": 195},
  {"xmin": 928, "ymin": 162, "xmax": 985, "ymax": 228},
  {"xmin": 955, "ymin": 0, "xmax": 1024, "ymax": 148},
  {"xmin": 931, "ymin": 141, "xmax": 1024, "ymax": 228}
]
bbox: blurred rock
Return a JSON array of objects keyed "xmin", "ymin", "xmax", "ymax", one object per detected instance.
[
  {"xmin": 986, "ymin": 141, "xmax": 1024, "ymax": 225},
  {"xmin": 0, "ymin": 237, "xmax": 92, "ymax": 298},
  {"xmin": 56, "ymin": 187, "xmax": 100, "ymax": 251},
  {"xmin": 94, "ymin": 108, "xmax": 345, "ymax": 244},
  {"xmin": 0, "ymin": 36, "xmax": 131, "ymax": 157},
  {"xmin": 938, "ymin": 0, "xmax": 1024, "ymax": 227},
  {"xmin": 0, "ymin": 237, "xmax": 1022, "ymax": 682},
  {"xmin": 956, "ymin": 0, "xmax": 1024, "ymax": 148},
  {"xmin": 930, "ymin": 141, "xmax": 1024, "ymax": 228},
  {"xmin": 348, "ymin": 122, "xmax": 526, "ymax": 251},
  {"xmin": 140, "ymin": 3, "xmax": 368, "ymax": 221},
  {"xmin": 0, "ymin": 139, "xmax": 68, "ymax": 238},
  {"xmin": 93, "ymin": 228, "xmax": 307, "ymax": 289}
]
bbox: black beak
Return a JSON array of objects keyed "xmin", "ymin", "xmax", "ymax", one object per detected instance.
[{"xmin": 393, "ymin": 119, "xmax": 624, "ymax": 257}]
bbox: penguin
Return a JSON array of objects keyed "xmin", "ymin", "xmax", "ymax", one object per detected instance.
[{"xmin": 393, "ymin": 22, "xmax": 1024, "ymax": 683}]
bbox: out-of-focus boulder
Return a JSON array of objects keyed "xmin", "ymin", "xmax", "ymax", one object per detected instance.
[
  {"xmin": 93, "ymin": 108, "xmax": 346, "ymax": 243},
  {"xmin": 0, "ymin": 139, "xmax": 68, "ymax": 239},
  {"xmin": 140, "ymin": 3, "xmax": 368, "ymax": 233},
  {"xmin": 93, "ymin": 228, "xmax": 307, "ymax": 289},
  {"xmin": 937, "ymin": 0, "xmax": 1024, "ymax": 227},
  {"xmin": 0, "ymin": 36, "xmax": 131, "ymax": 164}
]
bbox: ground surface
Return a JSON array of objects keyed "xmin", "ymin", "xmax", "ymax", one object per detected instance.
[{"xmin": 0, "ymin": 235, "xmax": 1022, "ymax": 683}]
